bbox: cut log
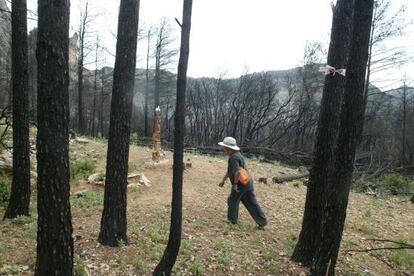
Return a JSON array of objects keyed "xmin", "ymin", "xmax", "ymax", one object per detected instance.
[
  {"xmin": 75, "ymin": 137, "xmax": 91, "ymax": 143},
  {"xmin": 272, "ymin": 172, "xmax": 310, "ymax": 184},
  {"xmin": 127, "ymin": 172, "xmax": 141, "ymax": 179},
  {"xmin": 70, "ymin": 189, "xmax": 88, "ymax": 197}
]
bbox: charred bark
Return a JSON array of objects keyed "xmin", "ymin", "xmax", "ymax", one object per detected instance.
[
  {"xmin": 35, "ymin": 0, "xmax": 73, "ymax": 273},
  {"xmin": 98, "ymin": 0, "xmax": 140, "ymax": 246}
]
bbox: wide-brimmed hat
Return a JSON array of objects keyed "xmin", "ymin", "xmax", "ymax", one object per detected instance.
[{"xmin": 218, "ymin": 137, "xmax": 240, "ymax": 151}]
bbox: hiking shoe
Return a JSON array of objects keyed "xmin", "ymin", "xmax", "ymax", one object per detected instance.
[{"xmin": 257, "ymin": 224, "xmax": 266, "ymax": 230}]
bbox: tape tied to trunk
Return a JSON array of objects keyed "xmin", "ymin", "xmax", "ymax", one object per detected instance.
[{"xmin": 319, "ymin": 65, "xmax": 346, "ymax": 77}]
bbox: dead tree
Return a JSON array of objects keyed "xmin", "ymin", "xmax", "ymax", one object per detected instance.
[
  {"xmin": 35, "ymin": 0, "xmax": 73, "ymax": 273},
  {"xmin": 311, "ymin": 0, "xmax": 374, "ymax": 274},
  {"xmin": 90, "ymin": 35, "xmax": 100, "ymax": 137},
  {"xmin": 153, "ymin": 0, "xmax": 192, "ymax": 274},
  {"xmin": 99, "ymin": 0, "xmax": 140, "ymax": 246},
  {"xmin": 77, "ymin": 1, "xmax": 95, "ymax": 135},
  {"xmin": 144, "ymin": 28, "xmax": 152, "ymax": 137},
  {"xmin": 364, "ymin": 0, "xmax": 411, "ymax": 105},
  {"xmin": 292, "ymin": 0, "xmax": 355, "ymax": 266},
  {"xmin": 3, "ymin": 0, "xmax": 31, "ymax": 219}
]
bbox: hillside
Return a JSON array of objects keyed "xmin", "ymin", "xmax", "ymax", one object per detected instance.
[{"xmin": 0, "ymin": 138, "xmax": 413, "ymax": 275}]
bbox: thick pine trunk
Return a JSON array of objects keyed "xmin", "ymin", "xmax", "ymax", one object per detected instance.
[
  {"xmin": 311, "ymin": 1, "xmax": 374, "ymax": 275},
  {"xmin": 153, "ymin": 0, "xmax": 192, "ymax": 274},
  {"xmin": 35, "ymin": 0, "xmax": 73, "ymax": 274},
  {"xmin": 292, "ymin": 0, "xmax": 354, "ymax": 266},
  {"xmin": 4, "ymin": 0, "xmax": 31, "ymax": 219},
  {"xmin": 98, "ymin": 0, "xmax": 139, "ymax": 246}
]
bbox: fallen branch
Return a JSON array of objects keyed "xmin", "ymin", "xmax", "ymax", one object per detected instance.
[
  {"xmin": 272, "ymin": 172, "xmax": 309, "ymax": 183},
  {"xmin": 366, "ymin": 238, "xmax": 414, "ymax": 248},
  {"xmin": 346, "ymin": 245, "xmax": 414, "ymax": 253}
]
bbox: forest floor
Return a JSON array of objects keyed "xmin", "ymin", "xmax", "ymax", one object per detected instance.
[{"xmin": 0, "ymin": 138, "xmax": 413, "ymax": 276}]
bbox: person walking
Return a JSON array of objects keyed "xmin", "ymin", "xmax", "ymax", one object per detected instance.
[{"xmin": 218, "ymin": 137, "xmax": 267, "ymax": 228}]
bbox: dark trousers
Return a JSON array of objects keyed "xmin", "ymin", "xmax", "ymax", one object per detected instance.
[{"xmin": 227, "ymin": 189, "xmax": 267, "ymax": 226}]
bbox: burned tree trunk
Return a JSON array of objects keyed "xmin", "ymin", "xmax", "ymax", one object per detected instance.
[
  {"xmin": 35, "ymin": 0, "xmax": 73, "ymax": 274},
  {"xmin": 4, "ymin": 0, "xmax": 31, "ymax": 219},
  {"xmin": 153, "ymin": 0, "xmax": 192, "ymax": 274},
  {"xmin": 99, "ymin": 0, "xmax": 140, "ymax": 246},
  {"xmin": 311, "ymin": 1, "xmax": 374, "ymax": 274},
  {"xmin": 292, "ymin": 0, "xmax": 354, "ymax": 266}
]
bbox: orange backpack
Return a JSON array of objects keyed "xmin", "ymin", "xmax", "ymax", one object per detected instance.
[{"xmin": 235, "ymin": 167, "xmax": 251, "ymax": 186}]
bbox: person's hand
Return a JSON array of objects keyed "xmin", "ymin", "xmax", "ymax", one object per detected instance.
[
  {"xmin": 218, "ymin": 181, "xmax": 225, "ymax": 187},
  {"xmin": 232, "ymin": 184, "xmax": 240, "ymax": 193}
]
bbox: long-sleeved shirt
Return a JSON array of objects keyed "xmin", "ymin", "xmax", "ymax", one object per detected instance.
[{"xmin": 228, "ymin": 151, "xmax": 253, "ymax": 192}]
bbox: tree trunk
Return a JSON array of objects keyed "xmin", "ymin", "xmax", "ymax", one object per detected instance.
[
  {"xmin": 144, "ymin": 29, "xmax": 151, "ymax": 137},
  {"xmin": 153, "ymin": 0, "xmax": 192, "ymax": 274},
  {"xmin": 401, "ymin": 82, "xmax": 407, "ymax": 166},
  {"xmin": 78, "ymin": 48, "xmax": 84, "ymax": 134},
  {"xmin": 292, "ymin": 0, "xmax": 354, "ymax": 266},
  {"xmin": 98, "ymin": 0, "xmax": 140, "ymax": 246},
  {"xmin": 155, "ymin": 42, "xmax": 161, "ymax": 111},
  {"xmin": 311, "ymin": 1, "xmax": 374, "ymax": 274},
  {"xmin": 35, "ymin": 0, "xmax": 73, "ymax": 274},
  {"xmin": 77, "ymin": 4, "xmax": 88, "ymax": 135},
  {"xmin": 4, "ymin": 0, "xmax": 31, "ymax": 219},
  {"xmin": 99, "ymin": 72, "xmax": 105, "ymax": 138},
  {"xmin": 91, "ymin": 40, "xmax": 99, "ymax": 137}
]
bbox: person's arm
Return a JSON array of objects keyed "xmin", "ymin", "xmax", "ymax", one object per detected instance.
[
  {"xmin": 218, "ymin": 172, "xmax": 228, "ymax": 187},
  {"xmin": 229, "ymin": 157, "xmax": 241, "ymax": 192}
]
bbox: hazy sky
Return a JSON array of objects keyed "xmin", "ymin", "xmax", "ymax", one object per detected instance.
[{"xmin": 24, "ymin": 0, "xmax": 414, "ymax": 87}]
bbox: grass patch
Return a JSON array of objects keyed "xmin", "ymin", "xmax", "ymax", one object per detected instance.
[
  {"xmin": 390, "ymin": 249, "xmax": 413, "ymax": 269},
  {"xmin": 363, "ymin": 209, "xmax": 373, "ymax": 219},
  {"xmin": 344, "ymin": 238, "xmax": 359, "ymax": 246},
  {"xmin": 70, "ymin": 157, "xmax": 96, "ymax": 180},
  {"xmin": 149, "ymin": 244, "xmax": 165, "ymax": 261},
  {"xmin": 128, "ymin": 162, "xmax": 137, "ymax": 172},
  {"xmin": 14, "ymin": 214, "xmax": 35, "ymax": 225},
  {"xmin": 180, "ymin": 239, "xmax": 191, "ymax": 256},
  {"xmin": 116, "ymin": 256, "xmax": 127, "ymax": 269},
  {"xmin": 185, "ymin": 257, "xmax": 203, "ymax": 276},
  {"xmin": 216, "ymin": 252, "xmax": 230, "ymax": 267},
  {"xmin": 291, "ymin": 180, "xmax": 302, "ymax": 188},
  {"xmin": 74, "ymin": 265, "xmax": 87, "ymax": 276},
  {"xmin": 213, "ymin": 238, "xmax": 230, "ymax": 251},
  {"xmin": 21, "ymin": 221, "xmax": 37, "ymax": 240},
  {"xmin": 70, "ymin": 190, "xmax": 103, "ymax": 210},
  {"xmin": 0, "ymin": 245, "xmax": 4, "ymax": 268},
  {"xmin": 0, "ymin": 174, "xmax": 11, "ymax": 207},
  {"xmin": 132, "ymin": 257, "xmax": 147, "ymax": 274},
  {"xmin": 357, "ymin": 224, "xmax": 377, "ymax": 236},
  {"xmin": 213, "ymin": 238, "xmax": 231, "ymax": 268},
  {"xmin": 74, "ymin": 255, "xmax": 87, "ymax": 276},
  {"xmin": 117, "ymin": 239, "xmax": 126, "ymax": 247},
  {"xmin": 273, "ymin": 160, "xmax": 281, "ymax": 166},
  {"xmin": 380, "ymin": 173, "xmax": 414, "ymax": 195},
  {"xmin": 267, "ymin": 261, "xmax": 280, "ymax": 274},
  {"xmin": 262, "ymin": 248, "xmax": 277, "ymax": 261},
  {"xmin": 146, "ymin": 224, "xmax": 168, "ymax": 243},
  {"xmin": 284, "ymin": 233, "xmax": 297, "ymax": 249},
  {"xmin": 96, "ymin": 172, "xmax": 105, "ymax": 182}
]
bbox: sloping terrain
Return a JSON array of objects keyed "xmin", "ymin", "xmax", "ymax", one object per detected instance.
[{"xmin": 0, "ymin": 139, "xmax": 413, "ymax": 275}]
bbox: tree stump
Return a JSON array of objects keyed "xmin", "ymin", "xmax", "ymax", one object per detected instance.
[{"xmin": 152, "ymin": 110, "xmax": 161, "ymax": 162}]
